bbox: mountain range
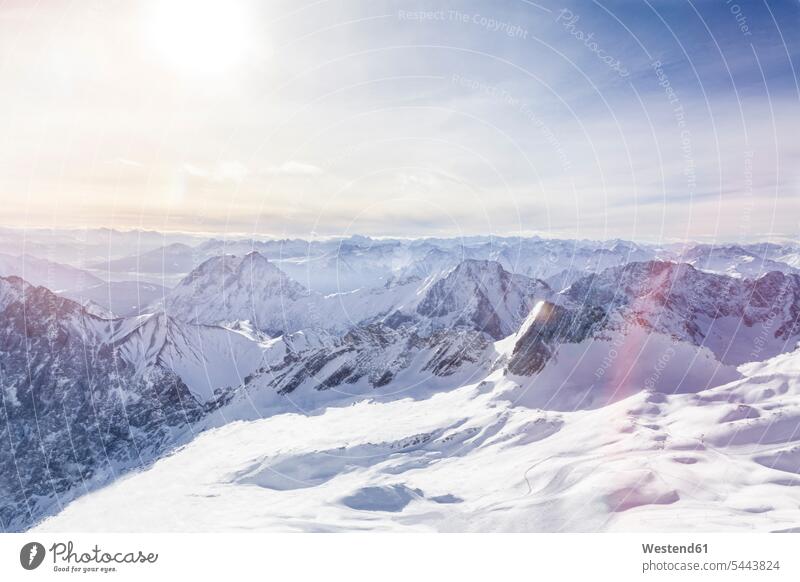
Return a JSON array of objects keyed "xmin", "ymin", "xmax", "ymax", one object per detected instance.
[{"xmin": 2, "ymin": 233, "xmax": 800, "ymax": 531}]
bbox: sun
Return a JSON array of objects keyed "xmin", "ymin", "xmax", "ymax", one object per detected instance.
[{"xmin": 147, "ymin": 0, "xmax": 251, "ymax": 75}]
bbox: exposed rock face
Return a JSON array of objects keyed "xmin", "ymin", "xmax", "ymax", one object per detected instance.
[
  {"xmin": 0, "ymin": 276, "xmax": 265, "ymax": 531},
  {"xmin": 562, "ymin": 261, "xmax": 800, "ymax": 364},
  {"xmin": 0, "ymin": 277, "xmax": 205, "ymax": 530},
  {"xmin": 504, "ymin": 261, "xmax": 800, "ymax": 378},
  {"xmin": 237, "ymin": 323, "xmax": 491, "ymax": 396},
  {"xmin": 507, "ymin": 301, "xmax": 605, "ymax": 376}
]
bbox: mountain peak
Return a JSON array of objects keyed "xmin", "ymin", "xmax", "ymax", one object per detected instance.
[
  {"xmin": 415, "ymin": 259, "xmax": 551, "ymax": 339},
  {"xmin": 447, "ymin": 258, "xmax": 505, "ymax": 277},
  {"xmin": 161, "ymin": 251, "xmax": 311, "ymax": 335}
]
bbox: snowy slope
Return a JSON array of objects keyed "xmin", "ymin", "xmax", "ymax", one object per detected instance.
[
  {"xmin": 36, "ymin": 348, "xmax": 800, "ymax": 532},
  {"xmin": 95, "ymin": 312, "xmax": 266, "ymax": 401}
]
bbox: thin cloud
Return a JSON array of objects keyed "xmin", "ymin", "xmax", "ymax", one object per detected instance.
[
  {"xmin": 182, "ymin": 161, "xmax": 249, "ymax": 183},
  {"xmin": 265, "ymin": 161, "xmax": 324, "ymax": 176}
]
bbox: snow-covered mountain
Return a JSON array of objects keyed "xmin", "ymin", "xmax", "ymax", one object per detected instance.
[
  {"xmin": 562, "ymin": 261, "xmax": 800, "ymax": 364},
  {"xmin": 89, "ymin": 235, "xmax": 663, "ymax": 295},
  {"xmin": 11, "ymin": 232, "xmax": 800, "ymax": 297},
  {"xmin": 0, "ymin": 275, "xmax": 266, "ymax": 531},
  {"xmin": 494, "ymin": 261, "xmax": 800, "ymax": 410},
  {"xmin": 5, "ymin": 241, "xmax": 800, "ymax": 533},
  {"xmin": 409, "ymin": 259, "xmax": 551, "ymax": 339},
  {"xmin": 677, "ymin": 243, "xmax": 800, "ymax": 279},
  {"xmin": 158, "ymin": 253, "xmax": 551, "ymax": 340},
  {"xmin": 159, "ymin": 252, "xmax": 316, "ymax": 335},
  {"xmin": 490, "ymin": 238, "xmax": 657, "ymax": 290}
]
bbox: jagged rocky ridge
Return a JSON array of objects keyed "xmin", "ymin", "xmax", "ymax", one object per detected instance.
[{"xmin": 562, "ymin": 261, "xmax": 800, "ymax": 364}]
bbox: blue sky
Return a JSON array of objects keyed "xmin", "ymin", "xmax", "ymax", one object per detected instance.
[{"xmin": 0, "ymin": 0, "xmax": 798, "ymax": 241}]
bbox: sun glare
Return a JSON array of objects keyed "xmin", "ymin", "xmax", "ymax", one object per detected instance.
[{"xmin": 147, "ymin": 0, "xmax": 251, "ymax": 74}]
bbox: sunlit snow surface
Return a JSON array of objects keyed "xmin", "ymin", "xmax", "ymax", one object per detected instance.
[{"xmin": 37, "ymin": 347, "xmax": 800, "ymax": 533}]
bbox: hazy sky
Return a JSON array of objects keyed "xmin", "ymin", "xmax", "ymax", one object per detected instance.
[{"xmin": 1, "ymin": 0, "xmax": 798, "ymax": 241}]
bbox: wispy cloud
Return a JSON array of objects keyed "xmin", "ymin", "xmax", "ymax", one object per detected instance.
[
  {"xmin": 265, "ymin": 161, "xmax": 324, "ymax": 176},
  {"xmin": 183, "ymin": 161, "xmax": 249, "ymax": 183}
]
